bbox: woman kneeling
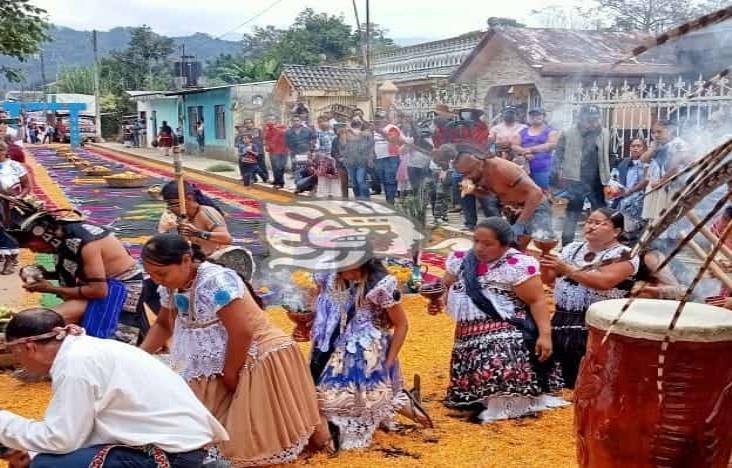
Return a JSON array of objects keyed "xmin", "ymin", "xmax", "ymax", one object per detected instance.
[{"xmin": 432, "ymin": 217, "xmax": 566, "ymax": 423}]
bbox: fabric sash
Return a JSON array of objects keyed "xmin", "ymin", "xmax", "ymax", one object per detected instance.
[
  {"xmin": 461, "ymin": 250, "xmax": 538, "ymax": 342},
  {"xmin": 81, "ymin": 279, "xmax": 128, "ymax": 338}
]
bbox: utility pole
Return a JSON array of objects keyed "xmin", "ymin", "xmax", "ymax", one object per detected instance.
[
  {"xmin": 352, "ymin": 0, "xmax": 367, "ymax": 67},
  {"xmin": 39, "ymin": 51, "xmax": 47, "ymax": 96},
  {"xmin": 92, "ymin": 30, "xmax": 102, "ymax": 140},
  {"xmin": 365, "ymin": 0, "xmax": 376, "ymax": 117}
]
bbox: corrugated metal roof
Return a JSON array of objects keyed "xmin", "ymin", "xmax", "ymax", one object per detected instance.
[{"xmin": 280, "ymin": 65, "xmax": 367, "ymax": 95}]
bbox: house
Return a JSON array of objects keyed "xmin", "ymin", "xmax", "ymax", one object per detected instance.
[
  {"xmin": 449, "ymin": 27, "xmax": 692, "ymax": 122},
  {"xmin": 163, "ymin": 81, "xmax": 276, "ymax": 161},
  {"xmin": 274, "ymin": 65, "xmax": 370, "ymax": 121},
  {"xmin": 372, "ymin": 31, "xmax": 483, "ymax": 94},
  {"xmin": 127, "ymin": 91, "xmax": 180, "ymax": 148}
]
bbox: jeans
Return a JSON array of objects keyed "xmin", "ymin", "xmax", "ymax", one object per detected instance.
[
  {"xmin": 462, "ymin": 195, "xmax": 500, "ymax": 229},
  {"xmin": 31, "ymin": 445, "xmax": 206, "ymax": 468},
  {"xmin": 368, "ymin": 166, "xmax": 381, "ymax": 194},
  {"xmin": 197, "ymin": 135, "xmax": 205, "ymax": 152},
  {"xmin": 270, "ymin": 153, "xmax": 287, "ymax": 186},
  {"xmin": 562, "ymin": 177, "xmax": 606, "ymax": 245},
  {"xmin": 255, "ymin": 153, "xmax": 269, "ymax": 182},
  {"xmin": 531, "ymin": 170, "xmax": 551, "ymax": 190},
  {"xmin": 449, "ymin": 170, "xmax": 462, "ymax": 207},
  {"xmin": 239, "ymin": 162, "xmax": 258, "ymax": 186},
  {"xmin": 407, "ymin": 166, "xmax": 430, "ymax": 193},
  {"xmin": 376, "ymin": 157, "xmax": 400, "ymax": 204},
  {"xmin": 349, "ymin": 165, "xmax": 370, "ymax": 199}
]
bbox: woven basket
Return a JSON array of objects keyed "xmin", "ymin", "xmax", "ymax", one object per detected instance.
[
  {"xmin": 86, "ymin": 167, "xmax": 113, "ymax": 176},
  {"xmin": 104, "ymin": 176, "xmax": 149, "ymax": 188}
]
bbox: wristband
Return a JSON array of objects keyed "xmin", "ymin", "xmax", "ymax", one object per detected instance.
[{"xmin": 198, "ymin": 231, "xmax": 212, "ymax": 240}]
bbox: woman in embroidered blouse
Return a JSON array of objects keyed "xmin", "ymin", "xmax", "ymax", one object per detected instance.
[
  {"xmin": 540, "ymin": 208, "xmax": 638, "ymax": 389},
  {"xmin": 431, "ymin": 217, "xmax": 565, "ymax": 424},
  {"xmin": 311, "ymin": 257, "xmax": 431, "ymax": 450},
  {"xmin": 140, "ymin": 234, "xmax": 331, "ymax": 466}
]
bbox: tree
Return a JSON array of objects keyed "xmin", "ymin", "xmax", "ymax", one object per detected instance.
[
  {"xmin": 271, "ymin": 8, "xmax": 356, "ymax": 64},
  {"xmin": 486, "ymin": 17, "xmax": 526, "ymax": 28},
  {"xmin": 592, "ymin": 0, "xmax": 704, "ymax": 32},
  {"xmin": 530, "ymin": 4, "xmax": 605, "ymax": 30},
  {"xmin": 0, "ymin": 0, "xmax": 49, "ymax": 82},
  {"xmin": 106, "ymin": 25, "xmax": 174, "ymax": 91},
  {"xmin": 206, "ymin": 55, "xmax": 280, "ymax": 84},
  {"xmin": 241, "ymin": 26, "xmax": 287, "ymax": 58}
]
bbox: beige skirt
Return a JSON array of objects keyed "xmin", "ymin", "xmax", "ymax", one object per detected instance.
[{"xmin": 189, "ymin": 342, "xmax": 320, "ymax": 466}]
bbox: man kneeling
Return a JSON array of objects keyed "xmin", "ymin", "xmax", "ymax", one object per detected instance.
[{"xmin": 0, "ymin": 308, "xmax": 228, "ymax": 468}]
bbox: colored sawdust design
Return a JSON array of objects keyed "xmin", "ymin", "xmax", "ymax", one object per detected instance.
[{"xmin": 29, "ymin": 147, "xmax": 269, "ymax": 258}]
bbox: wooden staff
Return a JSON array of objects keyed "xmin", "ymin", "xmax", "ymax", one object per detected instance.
[
  {"xmin": 173, "ymin": 151, "xmax": 187, "ymax": 221},
  {"xmin": 686, "ymin": 211, "xmax": 732, "ymax": 262},
  {"xmin": 683, "ymin": 236, "xmax": 732, "ymax": 291}
]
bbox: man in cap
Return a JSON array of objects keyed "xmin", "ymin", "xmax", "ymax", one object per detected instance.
[
  {"xmin": 552, "ymin": 105, "xmax": 611, "ymax": 245},
  {"xmin": 433, "ymin": 143, "xmax": 551, "ymax": 248},
  {"xmin": 0, "ymin": 308, "xmax": 227, "ymax": 467}
]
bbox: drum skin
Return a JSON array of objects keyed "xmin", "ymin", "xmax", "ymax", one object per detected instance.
[{"xmin": 575, "ymin": 299, "xmax": 732, "ymax": 468}]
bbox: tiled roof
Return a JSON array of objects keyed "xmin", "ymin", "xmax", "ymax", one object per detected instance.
[
  {"xmin": 281, "ymin": 65, "xmax": 367, "ymax": 95},
  {"xmin": 452, "ymin": 27, "xmax": 681, "ymax": 81}
]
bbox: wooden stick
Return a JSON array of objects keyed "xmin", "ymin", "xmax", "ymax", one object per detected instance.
[
  {"xmin": 684, "ymin": 237, "xmax": 732, "ymax": 291},
  {"xmin": 686, "ymin": 211, "xmax": 732, "ymax": 262},
  {"xmin": 173, "ymin": 151, "xmax": 187, "ymax": 221}
]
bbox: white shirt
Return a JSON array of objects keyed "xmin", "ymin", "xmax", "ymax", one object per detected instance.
[
  {"xmin": 5, "ymin": 126, "xmax": 23, "ymax": 147},
  {"xmin": 0, "ymin": 159, "xmax": 28, "ymax": 194},
  {"xmin": 0, "ymin": 335, "xmax": 228, "ymax": 454}
]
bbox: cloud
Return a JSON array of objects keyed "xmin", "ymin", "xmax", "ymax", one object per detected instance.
[{"xmin": 33, "ymin": 0, "xmax": 578, "ymax": 39}]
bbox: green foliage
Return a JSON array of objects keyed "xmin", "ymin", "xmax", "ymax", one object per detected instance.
[
  {"xmin": 0, "ymin": 0, "xmax": 49, "ymax": 82},
  {"xmin": 206, "ymin": 55, "xmax": 280, "ymax": 84},
  {"xmin": 486, "ymin": 17, "xmax": 526, "ymax": 28},
  {"xmin": 106, "ymin": 25, "xmax": 174, "ymax": 91}
]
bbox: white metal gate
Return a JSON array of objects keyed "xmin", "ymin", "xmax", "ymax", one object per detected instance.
[
  {"xmin": 393, "ymin": 83, "xmax": 478, "ymax": 122},
  {"xmin": 564, "ymin": 75, "xmax": 732, "ymax": 158}
]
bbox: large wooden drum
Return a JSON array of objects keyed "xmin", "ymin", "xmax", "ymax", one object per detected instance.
[{"xmin": 575, "ymin": 298, "xmax": 732, "ymax": 468}]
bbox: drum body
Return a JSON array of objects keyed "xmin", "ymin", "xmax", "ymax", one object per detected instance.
[{"xmin": 575, "ymin": 299, "xmax": 732, "ymax": 468}]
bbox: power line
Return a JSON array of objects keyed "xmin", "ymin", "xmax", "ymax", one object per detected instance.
[{"xmin": 216, "ymin": 0, "xmax": 285, "ymax": 40}]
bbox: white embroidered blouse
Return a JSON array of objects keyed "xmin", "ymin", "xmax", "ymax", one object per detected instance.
[
  {"xmin": 445, "ymin": 249, "xmax": 540, "ymax": 323},
  {"xmin": 554, "ymin": 241, "xmax": 639, "ymax": 313},
  {"xmin": 159, "ymin": 262, "xmax": 246, "ymax": 381}
]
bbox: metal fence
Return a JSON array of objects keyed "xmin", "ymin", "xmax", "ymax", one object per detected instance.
[
  {"xmin": 393, "ymin": 83, "xmax": 478, "ymax": 121},
  {"xmin": 564, "ymin": 75, "xmax": 732, "ymax": 158}
]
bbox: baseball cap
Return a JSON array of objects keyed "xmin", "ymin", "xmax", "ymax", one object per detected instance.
[
  {"xmin": 579, "ymin": 105, "xmax": 601, "ymax": 119},
  {"xmin": 528, "ymin": 107, "xmax": 545, "ymax": 115}
]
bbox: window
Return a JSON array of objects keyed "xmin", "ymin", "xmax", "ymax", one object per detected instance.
[
  {"xmin": 214, "ymin": 104, "xmax": 226, "ymax": 140},
  {"xmin": 188, "ymin": 106, "xmax": 203, "ymax": 136}
]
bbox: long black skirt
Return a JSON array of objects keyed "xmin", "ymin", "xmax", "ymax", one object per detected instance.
[{"xmin": 551, "ymin": 308, "xmax": 588, "ymax": 390}]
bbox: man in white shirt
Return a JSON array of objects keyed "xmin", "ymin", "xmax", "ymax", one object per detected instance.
[{"xmin": 0, "ymin": 308, "xmax": 228, "ymax": 468}]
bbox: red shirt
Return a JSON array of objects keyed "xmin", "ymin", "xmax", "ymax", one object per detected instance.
[
  {"xmin": 264, "ymin": 124, "xmax": 288, "ymax": 155},
  {"xmin": 7, "ymin": 142, "xmax": 25, "ymax": 163}
]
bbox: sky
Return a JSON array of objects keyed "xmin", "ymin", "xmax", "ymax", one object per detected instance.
[{"xmin": 32, "ymin": 0, "xmax": 576, "ymax": 41}]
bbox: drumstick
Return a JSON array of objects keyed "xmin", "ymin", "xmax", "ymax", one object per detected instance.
[
  {"xmin": 683, "ymin": 237, "xmax": 732, "ymax": 292},
  {"xmin": 686, "ymin": 212, "xmax": 732, "ymax": 262}
]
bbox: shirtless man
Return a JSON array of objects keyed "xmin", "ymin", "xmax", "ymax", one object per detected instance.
[
  {"xmin": 433, "ymin": 143, "xmax": 552, "ymax": 249},
  {"xmin": 12, "ymin": 210, "xmax": 146, "ymax": 342}
]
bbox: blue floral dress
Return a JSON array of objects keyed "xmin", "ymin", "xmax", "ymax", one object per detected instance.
[{"xmin": 314, "ymin": 273, "xmax": 405, "ymax": 450}]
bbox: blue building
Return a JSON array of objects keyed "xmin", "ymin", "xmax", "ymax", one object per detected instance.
[{"xmin": 165, "ymin": 82, "xmax": 276, "ymax": 161}]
